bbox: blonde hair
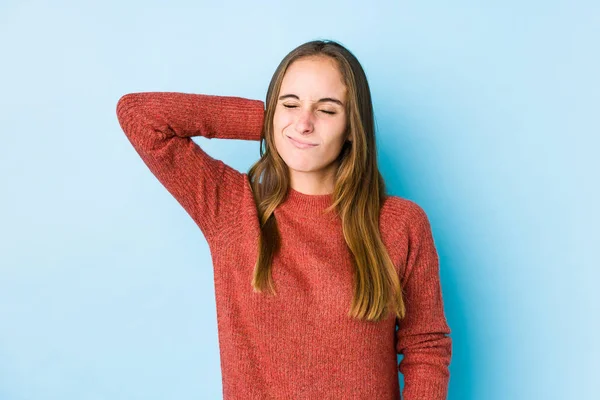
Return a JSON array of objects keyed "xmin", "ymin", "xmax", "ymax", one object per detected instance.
[{"xmin": 247, "ymin": 39, "xmax": 405, "ymax": 322}]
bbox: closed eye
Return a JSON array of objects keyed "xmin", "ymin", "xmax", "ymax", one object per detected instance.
[{"xmin": 283, "ymin": 104, "xmax": 336, "ymax": 115}]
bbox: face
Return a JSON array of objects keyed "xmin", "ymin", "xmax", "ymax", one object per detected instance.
[{"xmin": 273, "ymin": 56, "xmax": 350, "ymax": 189}]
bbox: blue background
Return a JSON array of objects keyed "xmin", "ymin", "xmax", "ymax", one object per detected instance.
[{"xmin": 1, "ymin": 1, "xmax": 598, "ymax": 399}]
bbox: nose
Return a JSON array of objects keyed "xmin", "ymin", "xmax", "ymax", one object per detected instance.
[{"xmin": 294, "ymin": 108, "xmax": 314, "ymax": 134}]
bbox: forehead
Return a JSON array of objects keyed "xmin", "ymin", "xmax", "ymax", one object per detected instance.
[{"xmin": 280, "ymin": 56, "xmax": 346, "ymax": 101}]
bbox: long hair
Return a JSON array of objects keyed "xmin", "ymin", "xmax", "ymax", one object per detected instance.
[{"xmin": 247, "ymin": 39, "xmax": 405, "ymax": 322}]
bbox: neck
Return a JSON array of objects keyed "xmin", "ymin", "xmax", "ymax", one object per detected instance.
[{"xmin": 288, "ymin": 164, "xmax": 338, "ymax": 195}]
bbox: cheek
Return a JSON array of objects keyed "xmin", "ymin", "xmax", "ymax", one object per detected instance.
[
  {"xmin": 272, "ymin": 116, "xmax": 289, "ymax": 153},
  {"xmin": 273, "ymin": 112, "xmax": 292, "ymax": 133}
]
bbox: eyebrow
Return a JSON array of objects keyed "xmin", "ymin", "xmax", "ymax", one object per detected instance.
[{"xmin": 278, "ymin": 94, "xmax": 344, "ymax": 107}]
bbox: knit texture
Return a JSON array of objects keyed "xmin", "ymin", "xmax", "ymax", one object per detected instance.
[{"xmin": 116, "ymin": 92, "xmax": 452, "ymax": 400}]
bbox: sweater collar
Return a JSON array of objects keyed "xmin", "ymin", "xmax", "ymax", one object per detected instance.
[{"xmin": 277, "ymin": 187, "xmax": 338, "ymax": 220}]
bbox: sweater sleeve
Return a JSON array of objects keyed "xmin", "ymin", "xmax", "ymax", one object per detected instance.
[
  {"xmin": 115, "ymin": 91, "xmax": 264, "ymax": 243},
  {"xmin": 395, "ymin": 202, "xmax": 453, "ymax": 400}
]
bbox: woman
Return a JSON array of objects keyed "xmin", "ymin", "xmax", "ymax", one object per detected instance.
[{"xmin": 116, "ymin": 39, "xmax": 452, "ymax": 400}]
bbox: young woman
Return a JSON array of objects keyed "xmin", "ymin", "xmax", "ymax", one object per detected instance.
[{"xmin": 116, "ymin": 39, "xmax": 452, "ymax": 400}]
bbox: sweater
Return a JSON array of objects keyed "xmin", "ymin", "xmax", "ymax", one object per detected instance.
[{"xmin": 116, "ymin": 92, "xmax": 452, "ymax": 400}]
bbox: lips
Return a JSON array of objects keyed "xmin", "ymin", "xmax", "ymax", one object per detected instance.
[{"xmin": 287, "ymin": 136, "xmax": 318, "ymax": 149}]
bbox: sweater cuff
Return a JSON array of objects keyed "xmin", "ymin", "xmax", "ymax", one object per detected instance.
[{"xmin": 402, "ymin": 375, "xmax": 449, "ymax": 400}]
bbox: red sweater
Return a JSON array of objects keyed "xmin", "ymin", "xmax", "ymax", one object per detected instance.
[{"xmin": 116, "ymin": 92, "xmax": 452, "ymax": 400}]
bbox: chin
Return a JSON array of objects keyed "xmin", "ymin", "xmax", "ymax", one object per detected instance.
[{"xmin": 283, "ymin": 158, "xmax": 315, "ymax": 172}]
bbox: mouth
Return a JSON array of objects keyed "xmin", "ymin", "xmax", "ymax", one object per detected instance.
[{"xmin": 287, "ymin": 135, "xmax": 318, "ymax": 149}]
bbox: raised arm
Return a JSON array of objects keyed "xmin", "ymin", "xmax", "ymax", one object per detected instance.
[
  {"xmin": 115, "ymin": 91, "xmax": 264, "ymax": 243},
  {"xmin": 395, "ymin": 202, "xmax": 453, "ymax": 399}
]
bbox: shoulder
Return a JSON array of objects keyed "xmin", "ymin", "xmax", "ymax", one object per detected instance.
[
  {"xmin": 380, "ymin": 194, "xmax": 431, "ymax": 231},
  {"xmin": 378, "ymin": 195, "xmax": 435, "ymax": 278},
  {"xmin": 380, "ymin": 194, "xmax": 436, "ymax": 253}
]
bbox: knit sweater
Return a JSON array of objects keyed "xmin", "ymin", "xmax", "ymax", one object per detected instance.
[{"xmin": 116, "ymin": 92, "xmax": 452, "ymax": 400}]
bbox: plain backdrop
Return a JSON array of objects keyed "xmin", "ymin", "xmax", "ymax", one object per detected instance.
[{"xmin": 1, "ymin": 1, "xmax": 598, "ymax": 399}]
